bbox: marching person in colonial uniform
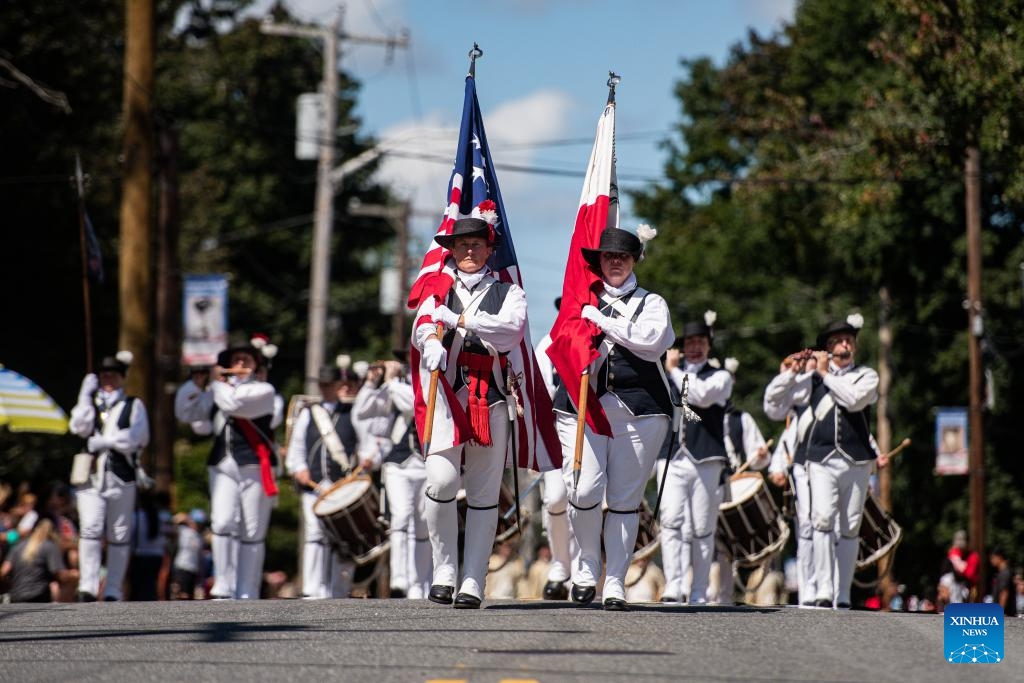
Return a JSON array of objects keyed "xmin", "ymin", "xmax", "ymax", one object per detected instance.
[
  {"xmin": 764, "ymin": 349, "xmax": 817, "ymax": 606},
  {"xmin": 69, "ymin": 351, "xmax": 150, "ymax": 601},
  {"xmin": 354, "ymin": 356, "xmax": 432, "ymax": 599},
  {"xmin": 412, "ymin": 206, "xmax": 528, "ymax": 609},
  {"xmin": 174, "ymin": 337, "xmax": 278, "ymax": 599},
  {"xmin": 533, "ymin": 297, "xmax": 574, "ymax": 601},
  {"xmin": 712, "ymin": 358, "xmax": 770, "ymax": 605},
  {"xmin": 658, "ymin": 312, "xmax": 732, "ymax": 605},
  {"xmin": 286, "ymin": 361, "xmax": 364, "ymax": 598},
  {"xmin": 552, "ymin": 225, "xmax": 674, "ymax": 611},
  {"xmin": 800, "ymin": 314, "xmax": 883, "ymax": 609}
]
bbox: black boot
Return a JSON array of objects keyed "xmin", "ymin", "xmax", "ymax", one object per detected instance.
[
  {"xmin": 428, "ymin": 584, "xmax": 454, "ymax": 605},
  {"xmin": 543, "ymin": 580, "xmax": 569, "ymax": 601},
  {"xmin": 603, "ymin": 597, "xmax": 629, "ymax": 611},
  {"xmin": 571, "ymin": 584, "xmax": 596, "ymax": 605},
  {"xmin": 453, "ymin": 593, "xmax": 482, "ymax": 609}
]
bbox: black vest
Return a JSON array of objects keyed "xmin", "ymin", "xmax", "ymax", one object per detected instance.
[
  {"xmin": 725, "ymin": 407, "xmax": 747, "ymax": 469},
  {"xmin": 681, "ymin": 363, "xmax": 728, "ymax": 462},
  {"xmin": 208, "ymin": 404, "xmax": 277, "ymax": 468},
  {"xmin": 385, "ymin": 404, "xmax": 422, "ymax": 465},
  {"xmin": 553, "ymin": 290, "xmax": 672, "ymax": 417},
  {"xmin": 443, "ymin": 278, "xmax": 513, "ymax": 406},
  {"xmin": 303, "ymin": 402, "xmax": 357, "ymax": 481},
  {"xmin": 790, "ymin": 404, "xmax": 811, "ymax": 467},
  {"xmin": 802, "ymin": 370, "xmax": 875, "ymax": 463},
  {"xmin": 92, "ymin": 395, "xmax": 139, "ymax": 482}
]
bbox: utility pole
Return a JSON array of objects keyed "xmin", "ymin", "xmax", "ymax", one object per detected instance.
[
  {"xmin": 965, "ymin": 145, "xmax": 986, "ymax": 597},
  {"xmin": 261, "ymin": 11, "xmax": 408, "ymax": 393},
  {"xmin": 347, "ymin": 200, "xmax": 411, "ymax": 350},
  {"xmin": 876, "ymin": 286, "xmax": 893, "ymax": 592},
  {"xmin": 119, "ymin": 0, "xmax": 155, "ymax": 404}
]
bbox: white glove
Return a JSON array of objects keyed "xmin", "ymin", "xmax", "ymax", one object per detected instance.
[
  {"xmin": 78, "ymin": 373, "xmax": 99, "ymax": 402},
  {"xmin": 422, "ymin": 338, "xmax": 447, "ymax": 372},
  {"xmin": 87, "ymin": 434, "xmax": 113, "ymax": 452},
  {"xmin": 431, "ymin": 304, "xmax": 461, "ymax": 329},
  {"xmin": 581, "ymin": 305, "xmax": 606, "ymax": 329}
]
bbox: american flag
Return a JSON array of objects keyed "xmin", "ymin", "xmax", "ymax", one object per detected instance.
[{"xmin": 407, "ymin": 75, "xmax": 562, "ymax": 471}]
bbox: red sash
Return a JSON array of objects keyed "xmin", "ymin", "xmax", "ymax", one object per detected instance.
[{"xmin": 234, "ymin": 418, "xmax": 279, "ymax": 496}]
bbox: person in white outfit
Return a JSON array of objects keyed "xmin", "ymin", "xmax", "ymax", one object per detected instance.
[
  {"xmin": 69, "ymin": 351, "xmax": 150, "ymax": 602},
  {"xmin": 286, "ymin": 364, "xmax": 365, "ymax": 598},
  {"xmin": 414, "ymin": 214, "xmax": 527, "ymax": 609},
  {"xmin": 658, "ymin": 313, "xmax": 733, "ymax": 605},
  {"xmin": 174, "ymin": 338, "xmax": 277, "ymax": 599},
  {"xmin": 551, "ymin": 226, "xmax": 673, "ymax": 611},
  {"xmin": 533, "ymin": 297, "xmax": 575, "ymax": 601},
  {"xmin": 353, "ymin": 357, "xmax": 432, "ymax": 599}
]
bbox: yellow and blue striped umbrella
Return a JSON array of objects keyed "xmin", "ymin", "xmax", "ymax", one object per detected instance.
[{"xmin": 0, "ymin": 364, "xmax": 68, "ymax": 434}]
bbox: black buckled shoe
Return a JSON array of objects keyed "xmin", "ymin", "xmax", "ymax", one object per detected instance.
[
  {"xmin": 428, "ymin": 584, "xmax": 454, "ymax": 605},
  {"xmin": 835, "ymin": 602, "xmax": 851, "ymax": 610},
  {"xmin": 77, "ymin": 591, "xmax": 97, "ymax": 603},
  {"xmin": 543, "ymin": 580, "xmax": 569, "ymax": 601},
  {"xmin": 571, "ymin": 584, "xmax": 596, "ymax": 605},
  {"xmin": 453, "ymin": 593, "xmax": 481, "ymax": 609},
  {"xmin": 659, "ymin": 596, "xmax": 680, "ymax": 604},
  {"xmin": 813, "ymin": 598, "xmax": 833, "ymax": 609},
  {"xmin": 603, "ymin": 597, "xmax": 629, "ymax": 611},
  {"xmin": 389, "ymin": 588, "xmax": 407, "ymax": 599}
]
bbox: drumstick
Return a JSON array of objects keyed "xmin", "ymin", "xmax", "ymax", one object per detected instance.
[
  {"xmin": 881, "ymin": 437, "xmax": 911, "ymax": 460},
  {"xmin": 734, "ymin": 438, "xmax": 774, "ymax": 476}
]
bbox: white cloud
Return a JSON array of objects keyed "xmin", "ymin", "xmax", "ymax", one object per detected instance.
[{"xmin": 738, "ymin": 0, "xmax": 795, "ymax": 28}]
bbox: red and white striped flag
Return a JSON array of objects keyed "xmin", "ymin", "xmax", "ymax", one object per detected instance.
[{"xmin": 545, "ymin": 101, "xmax": 618, "ymax": 437}]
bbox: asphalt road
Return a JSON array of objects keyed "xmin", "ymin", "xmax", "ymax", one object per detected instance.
[{"xmin": 1, "ymin": 599, "xmax": 1021, "ymax": 683}]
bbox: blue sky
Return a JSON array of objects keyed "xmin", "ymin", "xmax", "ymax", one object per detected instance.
[{"xmin": 247, "ymin": 0, "xmax": 795, "ymax": 339}]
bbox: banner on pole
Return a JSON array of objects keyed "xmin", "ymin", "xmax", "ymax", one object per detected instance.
[
  {"xmin": 935, "ymin": 407, "xmax": 968, "ymax": 475},
  {"xmin": 182, "ymin": 274, "xmax": 228, "ymax": 366}
]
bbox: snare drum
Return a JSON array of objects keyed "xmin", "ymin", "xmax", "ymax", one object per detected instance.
[
  {"xmin": 717, "ymin": 472, "xmax": 789, "ymax": 567},
  {"xmin": 856, "ymin": 491, "xmax": 902, "ymax": 571},
  {"xmin": 601, "ymin": 498, "xmax": 661, "ymax": 562},
  {"xmin": 313, "ymin": 473, "xmax": 389, "ymax": 566},
  {"xmin": 456, "ymin": 480, "xmax": 530, "ymax": 545}
]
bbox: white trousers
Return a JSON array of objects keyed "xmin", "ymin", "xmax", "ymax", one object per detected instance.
[
  {"xmin": 424, "ymin": 401, "xmax": 509, "ymax": 600},
  {"xmin": 558, "ymin": 396, "xmax": 668, "ymax": 602},
  {"xmin": 299, "ymin": 490, "xmax": 353, "ymax": 598},
  {"xmin": 658, "ymin": 456, "xmax": 724, "ymax": 605},
  {"xmin": 76, "ymin": 474, "xmax": 136, "ymax": 600},
  {"xmin": 541, "ymin": 467, "xmax": 576, "ymax": 583},
  {"xmin": 209, "ymin": 457, "xmax": 276, "ymax": 599},
  {"xmin": 384, "ymin": 460, "xmax": 431, "ymax": 598},
  {"xmin": 809, "ymin": 456, "xmax": 871, "ymax": 606},
  {"xmin": 791, "ymin": 463, "xmax": 818, "ymax": 604}
]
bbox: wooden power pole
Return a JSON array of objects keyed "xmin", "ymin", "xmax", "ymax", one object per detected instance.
[
  {"xmin": 119, "ymin": 0, "xmax": 155, "ymax": 404},
  {"xmin": 876, "ymin": 287, "xmax": 893, "ymax": 591},
  {"xmin": 965, "ymin": 145, "xmax": 986, "ymax": 595}
]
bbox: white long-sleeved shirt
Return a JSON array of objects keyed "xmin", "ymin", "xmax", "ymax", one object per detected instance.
[
  {"xmin": 762, "ymin": 369, "xmax": 813, "ymax": 422},
  {"xmin": 725, "ymin": 410, "xmax": 769, "ymax": 471},
  {"xmin": 174, "ymin": 377, "xmax": 274, "ymax": 424},
  {"xmin": 285, "ymin": 400, "xmax": 338, "ymax": 476},
  {"xmin": 593, "ymin": 289, "xmax": 675, "ymax": 364},
  {"xmin": 668, "ymin": 359, "xmax": 733, "ymax": 409},
  {"xmin": 70, "ymin": 386, "xmax": 150, "ymax": 453},
  {"xmin": 534, "ymin": 334, "xmax": 556, "ymax": 400}
]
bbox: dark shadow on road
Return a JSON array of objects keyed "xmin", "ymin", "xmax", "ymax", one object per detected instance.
[
  {"xmin": 484, "ymin": 602, "xmax": 781, "ymax": 614},
  {"xmin": 473, "ymin": 647, "xmax": 671, "ymax": 656}
]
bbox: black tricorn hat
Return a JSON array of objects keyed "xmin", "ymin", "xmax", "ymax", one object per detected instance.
[
  {"xmin": 216, "ymin": 335, "xmax": 266, "ymax": 369},
  {"xmin": 434, "ymin": 217, "xmax": 500, "ymax": 249},
  {"xmin": 581, "ymin": 227, "xmax": 643, "ymax": 269},
  {"xmin": 317, "ymin": 366, "xmax": 342, "ymax": 384},
  {"xmin": 679, "ymin": 320, "xmax": 713, "ymax": 343},
  {"xmin": 815, "ymin": 319, "xmax": 860, "ymax": 351},
  {"xmin": 98, "ymin": 351, "xmax": 133, "ymax": 375},
  {"xmin": 554, "ymin": 296, "xmax": 562, "ymax": 311}
]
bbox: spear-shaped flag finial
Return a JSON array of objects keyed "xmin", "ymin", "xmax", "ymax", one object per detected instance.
[
  {"xmin": 468, "ymin": 42, "xmax": 483, "ymax": 78},
  {"xmin": 606, "ymin": 71, "xmax": 621, "ymax": 105}
]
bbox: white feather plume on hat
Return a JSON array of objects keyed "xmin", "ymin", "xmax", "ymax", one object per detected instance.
[
  {"xmin": 250, "ymin": 333, "xmax": 269, "ymax": 349},
  {"xmin": 262, "ymin": 344, "xmax": 278, "ymax": 359},
  {"xmin": 707, "ymin": 357, "xmax": 721, "ymax": 369},
  {"xmin": 352, "ymin": 360, "xmax": 369, "ymax": 378},
  {"xmin": 704, "ymin": 310, "xmax": 717, "ymax": 327},
  {"xmin": 847, "ymin": 313, "xmax": 864, "ymax": 330},
  {"xmin": 724, "ymin": 357, "xmax": 739, "ymax": 374},
  {"xmin": 336, "ymin": 354, "xmax": 351, "ymax": 370},
  {"xmin": 636, "ymin": 224, "xmax": 657, "ymax": 244},
  {"xmin": 115, "ymin": 350, "xmax": 134, "ymax": 366}
]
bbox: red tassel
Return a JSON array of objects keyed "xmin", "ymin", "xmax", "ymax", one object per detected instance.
[{"xmin": 470, "ymin": 394, "xmax": 492, "ymax": 446}]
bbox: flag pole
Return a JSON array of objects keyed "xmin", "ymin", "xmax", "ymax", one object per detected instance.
[
  {"xmin": 607, "ymin": 70, "xmax": 620, "ymax": 104},
  {"xmin": 421, "ymin": 322, "xmax": 445, "ymax": 456},
  {"xmin": 74, "ymin": 153, "xmax": 94, "ymax": 374},
  {"xmin": 467, "ymin": 42, "xmax": 482, "ymax": 78},
  {"xmin": 572, "ymin": 371, "xmax": 589, "ymax": 489}
]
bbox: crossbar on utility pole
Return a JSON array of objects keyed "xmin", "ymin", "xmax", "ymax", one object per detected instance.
[{"xmin": 260, "ymin": 11, "xmax": 408, "ymax": 393}]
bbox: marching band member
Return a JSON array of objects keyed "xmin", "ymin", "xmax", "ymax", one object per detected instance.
[
  {"xmin": 534, "ymin": 297, "xmax": 574, "ymax": 600},
  {"xmin": 285, "ymin": 362, "xmax": 363, "ymax": 599},
  {"xmin": 552, "ymin": 225, "xmax": 674, "ymax": 611},
  {"xmin": 658, "ymin": 312, "xmax": 732, "ymax": 606},
  {"xmin": 712, "ymin": 358, "xmax": 770, "ymax": 605},
  {"xmin": 764, "ymin": 345, "xmax": 817, "ymax": 606},
  {"xmin": 413, "ymin": 211, "xmax": 528, "ymax": 609},
  {"xmin": 69, "ymin": 352, "xmax": 150, "ymax": 601},
  {"xmin": 174, "ymin": 337, "xmax": 277, "ymax": 599},
  {"xmin": 801, "ymin": 314, "xmax": 882, "ymax": 609},
  {"xmin": 354, "ymin": 357, "xmax": 432, "ymax": 599}
]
